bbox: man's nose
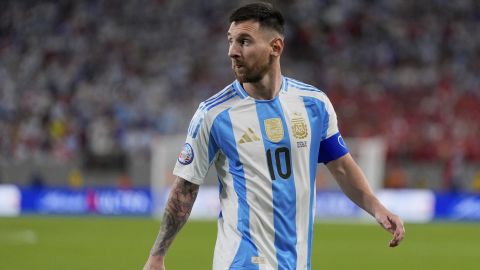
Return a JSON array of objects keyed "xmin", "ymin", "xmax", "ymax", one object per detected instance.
[{"xmin": 228, "ymin": 43, "xmax": 240, "ymax": 59}]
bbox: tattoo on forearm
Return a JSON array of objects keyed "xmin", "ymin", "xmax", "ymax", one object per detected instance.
[{"xmin": 150, "ymin": 178, "xmax": 199, "ymax": 256}]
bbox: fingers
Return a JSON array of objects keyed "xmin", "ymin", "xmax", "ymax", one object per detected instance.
[
  {"xmin": 376, "ymin": 213, "xmax": 405, "ymax": 247},
  {"xmin": 389, "ymin": 230, "xmax": 400, "ymax": 247},
  {"xmin": 389, "ymin": 229, "xmax": 403, "ymax": 247},
  {"xmin": 382, "ymin": 219, "xmax": 392, "ymax": 231},
  {"xmin": 387, "ymin": 215, "xmax": 405, "ymax": 248},
  {"xmin": 377, "ymin": 216, "xmax": 394, "ymax": 233}
]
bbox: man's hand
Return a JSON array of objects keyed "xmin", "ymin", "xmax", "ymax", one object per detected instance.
[
  {"xmin": 143, "ymin": 255, "xmax": 165, "ymax": 270},
  {"xmin": 375, "ymin": 210, "xmax": 405, "ymax": 247},
  {"xmin": 326, "ymin": 154, "xmax": 405, "ymax": 247}
]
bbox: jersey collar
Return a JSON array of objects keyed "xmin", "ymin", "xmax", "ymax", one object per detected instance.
[{"xmin": 233, "ymin": 76, "xmax": 287, "ymax": 99}]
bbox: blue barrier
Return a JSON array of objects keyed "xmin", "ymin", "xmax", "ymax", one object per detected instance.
[
  {"xmin": 435, "ymin": 193, "xmax": 480, "ymax": 221},
  {"xmin": 21, "ymin": 187, "xmax": 152, "ymax": 216},
  {"xmin": 15, "ymin": 187, "xmax": 480, "ymax": 221}
]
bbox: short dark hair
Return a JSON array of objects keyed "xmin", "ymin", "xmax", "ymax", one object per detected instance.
[{"xmin": 229, "ymin": 2, "xmax": 285, "ymax": 35}]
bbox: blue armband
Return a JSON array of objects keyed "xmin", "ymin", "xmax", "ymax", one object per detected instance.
[{"xmin": 318, "ymin": 132, "xmax": 349, "ymax": 164}]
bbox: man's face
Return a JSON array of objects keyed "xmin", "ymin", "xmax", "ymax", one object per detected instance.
[{"xmin": 227, "ymin": 20, "xmax": 274, "ymax": 83}]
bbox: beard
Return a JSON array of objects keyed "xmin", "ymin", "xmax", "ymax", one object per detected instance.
[{"xmin": 232, "ymin": 55, "xmax": 273, "ymax": 83}]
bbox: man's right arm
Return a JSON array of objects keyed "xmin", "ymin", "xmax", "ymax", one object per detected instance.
[{"xmin": 143, "ymin": 177, "xmax": 199, "ymax": 270}]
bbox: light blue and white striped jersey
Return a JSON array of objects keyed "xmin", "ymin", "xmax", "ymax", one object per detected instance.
[{"xmin": 174, "ymin": 76, "xmax": 349, "ymax": 270}]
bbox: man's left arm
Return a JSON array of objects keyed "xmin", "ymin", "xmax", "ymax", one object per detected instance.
[{"xmin": 326, "ymin": 153, "xmax": 405, "ymax": 247}]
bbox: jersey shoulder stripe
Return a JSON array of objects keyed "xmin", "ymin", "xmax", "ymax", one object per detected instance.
[
  {"xmin": 285, "ymin": 77, "xmax": 323, "ymax": 93},
  {"xmin": 285, "ymin": 78, "xmax": 331, "ymax": 105},
  {"xmin": 187, "ymin": 84, "xmax": 239, "ymax": 138},
  {"xmin": 201, "ymin": 86, "xmax": 236, "ymax": 109},
  {"xmin": 204, "ymin": 90, "xmax": 237, "ymax": 110}
]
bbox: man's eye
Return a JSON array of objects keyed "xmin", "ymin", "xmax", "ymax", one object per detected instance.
[{"xmin": 240, "ymin": 39, "xmax": 249, "ymax": 45}]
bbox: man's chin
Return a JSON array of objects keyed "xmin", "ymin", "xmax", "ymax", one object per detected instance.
[
  {"xmin": 234, "ymin": 71, "xmax": 262, "ymax": 83},
  {"xmin": 234, "ymin": 72, "xmax": 247, "ymax": 83}
]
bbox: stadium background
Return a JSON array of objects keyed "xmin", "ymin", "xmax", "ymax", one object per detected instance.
[{"xmin": 0, "ymin": 0, "xmax": 479, "ymax": 269}]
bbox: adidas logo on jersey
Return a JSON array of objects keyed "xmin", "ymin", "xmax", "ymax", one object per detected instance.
[{"xmin": 238, "ymin": 128, "xmax": 260, "ymax": 144}]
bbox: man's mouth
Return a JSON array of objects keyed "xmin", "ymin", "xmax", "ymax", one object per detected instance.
[
  {"xmin": 233, "ymin": 61, "xmax": 244, "ymax": 68},
  {"xmin": 234, "ymin": 64, "xmax": 246, "ymax": 71}
]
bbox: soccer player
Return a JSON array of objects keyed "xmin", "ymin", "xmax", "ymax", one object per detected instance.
[{"xmin": 144, "ymin": 3, "xmax": 405, "ymax": 270}]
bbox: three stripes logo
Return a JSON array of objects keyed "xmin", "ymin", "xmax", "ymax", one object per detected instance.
[{"xmin": 238, "ymin": 128, "xmax": 260, "ymax": 144}]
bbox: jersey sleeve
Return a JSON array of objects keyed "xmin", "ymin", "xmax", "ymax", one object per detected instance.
[
  {"xmin": 173, "ymin": 104, "xmax": 219, "ymax": 185},
  {"xmin": 318, "ymin": 96, "xmax": 349, "ymax": 164}
]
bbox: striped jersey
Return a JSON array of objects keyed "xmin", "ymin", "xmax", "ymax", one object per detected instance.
[{"xmin": 173, "ymin": 76, "xmax": 349, "ymax": 270}]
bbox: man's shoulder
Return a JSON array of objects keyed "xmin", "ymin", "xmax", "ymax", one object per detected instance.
[
  {"xmin": 187, "ymin": 84, "xmax": 238, "ymax": 138},
  {"xmin": 187, "ymin": 83, "xmax": 241, "ymax": 136},
  {"xmin": 284, "ymin": 76, "xmax": 328, "ymax": 100},
  {"xmin": 197, "ymin": 83, "xmax": 242, "ymax": 117}
]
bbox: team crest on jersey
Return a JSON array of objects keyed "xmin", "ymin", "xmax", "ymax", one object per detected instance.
[
  {"xmin": 291, "ymin": 116, "xmax": 308, "ymax": 139},
  {"xmin": 264, "ymin": 118, "xmax": 284, "ymax": 143},
  {"xmin": 178, "ymin": 143, "xmax": 194, "ymax": 165}
]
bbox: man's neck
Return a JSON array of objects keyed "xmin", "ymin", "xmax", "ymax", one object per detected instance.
[{"xmin": 243, "ymin": 69, "xmax": 282, "ymax": 100}]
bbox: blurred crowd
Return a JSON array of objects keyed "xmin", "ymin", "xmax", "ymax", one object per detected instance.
[{"xmin": 0, "ymin": 0, "xmax": 479, "ymax": 166}]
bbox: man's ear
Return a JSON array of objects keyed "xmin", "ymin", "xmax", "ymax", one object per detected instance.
[{"xmin": 270, "ymin": 37, "xmax": 284, "ymax": 57}]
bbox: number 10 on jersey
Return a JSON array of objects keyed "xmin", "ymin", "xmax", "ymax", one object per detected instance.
[{"xmin": 266, "ymin": 147, "xmax": 292, "ymax": 180}]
